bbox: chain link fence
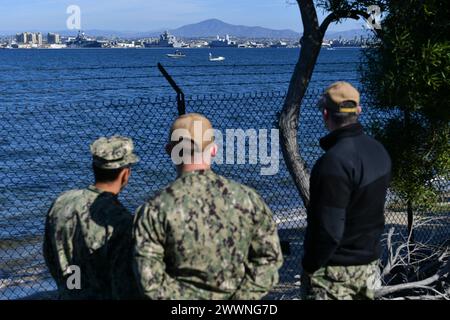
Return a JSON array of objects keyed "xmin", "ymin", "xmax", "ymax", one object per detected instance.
[{"xmin": 1, "ymin": 90, "xmax": 449, "ymax": 299}]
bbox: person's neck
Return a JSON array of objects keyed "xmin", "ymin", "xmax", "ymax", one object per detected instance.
[
  {"xmin": 179, "ymin": 163, "xmax": 211, "ymax": 175},
  {"xmin": 327, "ymin": 122, "xmax": 341, "ymax": 132},
  {"xmin": 327, "ymin": 121, "xmax": 357, "ymax": 133},
  {"xmin": 94, "ymin": 182, "xmax": 121, "ymax": 195}
]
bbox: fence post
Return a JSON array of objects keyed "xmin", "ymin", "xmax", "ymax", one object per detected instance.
[{"xmin": 157, "ymin": 63, "xmax": 186, "ymax": 116}]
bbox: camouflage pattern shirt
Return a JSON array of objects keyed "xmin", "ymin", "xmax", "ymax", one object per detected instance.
[
  {"xmin": 133, "ymin": 169, "xmax": 283, "ymax": 300},
  {"xmin": 43, "ymin": 186, "xmax": 137, "ymax": 299}
]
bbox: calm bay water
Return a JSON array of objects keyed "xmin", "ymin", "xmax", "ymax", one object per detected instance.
[{"xmin": 0, "ymin": 47, "xmax": 362, "ymax": 106}]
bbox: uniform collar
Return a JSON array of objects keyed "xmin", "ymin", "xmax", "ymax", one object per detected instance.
[
  {"xmin": 87, "ymin": 185, "xmax": 116, "ymax": 197},
  {"xmin": 179, "ymin": 168, "xmax": 213, "ymax": 178},
  {"xmin": 87, "ymin": 185, "xmax": 104, "ymax": 194},
  {"xmin": 320, "ymin": 122, "xmax": 364, "ymax": 151}
]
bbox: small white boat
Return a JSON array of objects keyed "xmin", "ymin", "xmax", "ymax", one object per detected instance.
[
  {"xmin": 209, "ymin": 53, "xmax": 225, "ymax": 61},
  {"xmin": 166, "ymin": 50, "xmax": 186, "ymax": 58}
]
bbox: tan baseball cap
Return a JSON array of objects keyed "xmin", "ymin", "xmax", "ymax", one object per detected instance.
[
  {"xmin": 319, "ymin": 81, "xmax": 360, "ymax": 113},
  {"xmin": 169, "ymin": 113, "xmax": 215, "ymax": 153}
]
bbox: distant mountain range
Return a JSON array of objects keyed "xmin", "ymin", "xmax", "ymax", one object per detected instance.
[
  {"xmin": 0, "ymin": 18, "xmax": 372, "ymax": 39},
  {"xmin": 169, "ymin": 19, "xmax": 300, "ymax": 38}
]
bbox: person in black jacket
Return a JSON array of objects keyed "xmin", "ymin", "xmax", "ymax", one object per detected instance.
[{"xmin": 300, "ymin": 81, "xmax": 391, "ymax": 300}]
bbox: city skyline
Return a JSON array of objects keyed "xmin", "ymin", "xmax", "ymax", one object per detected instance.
[{"xmin": 0, "ymin": 0, "xmax": 366, "ymax": 34}]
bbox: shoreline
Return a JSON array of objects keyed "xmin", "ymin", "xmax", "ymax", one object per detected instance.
[{"xmin": 0, "ymin": 46, "xmax": 364, "ymax": 50}]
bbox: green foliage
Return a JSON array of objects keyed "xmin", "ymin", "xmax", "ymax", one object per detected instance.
[
  {"xmin": 372, "ymin": 116, "xmax": 449, "ymax": 208},
  {"xmin": 362, "ymin": 0, "xmax": 450, "ymax": 208},
  {"xmin": 316, "ymin": 0, "xmax": 387, "ymax": 13}
]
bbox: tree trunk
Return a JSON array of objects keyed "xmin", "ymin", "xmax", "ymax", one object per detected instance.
[
  {"xmin": 279, "ymin": 0, "xmax": 324, "ymax": 208},
  {"xmin": 279, "ymin": 1, "xmax": 375, "ymax": 208}
]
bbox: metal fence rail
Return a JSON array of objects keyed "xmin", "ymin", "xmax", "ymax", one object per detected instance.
[{"xmin": 0, "ymin": 91, "xmax": 448, "ymax": 299}]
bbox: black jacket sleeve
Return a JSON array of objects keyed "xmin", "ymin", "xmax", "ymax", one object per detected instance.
[{"xmin": 302, "ymin": 156, "xmax": 353, "ymax": 273}]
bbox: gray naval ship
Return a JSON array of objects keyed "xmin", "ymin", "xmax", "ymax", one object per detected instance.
[
  {"xmin": 144, "ymin": 31, "xmax": 183, "ymax": 48},
  {"xmin": 66, "ymin": 31, "xmax": 102, "ymax": 48},
  {"xmin": 209, "ymin": 35, "xmax": 237, "ymax": 48}
]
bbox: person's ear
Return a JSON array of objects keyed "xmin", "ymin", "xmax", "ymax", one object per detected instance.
[
  {"xmin": 210, "ymin": 143, "xmax": 218, "ymax": 158},
  {"xmin": 322, "ymin": 108, "xmax": 329, "ymax": 121},
  {"xmin": 357, "ymin": 105, "xmax": 362, "ymax": 115},
  {"xmin": 121, "ymin": 167, "xmax": 131, "ymax": 185}
]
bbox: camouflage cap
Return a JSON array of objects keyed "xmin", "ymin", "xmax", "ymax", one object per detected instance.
[{"xmin": 90, "ymin": 136, "xmax": 140, "ymax": 169}]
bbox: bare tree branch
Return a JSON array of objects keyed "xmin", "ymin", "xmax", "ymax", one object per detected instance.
[
  {"xmin": 376, "ymin": 256, "xmax": 449, "ymax": 297},
  {"xmin": 320, "ymin": 9, "xmax": 380, "ymax": 38}
]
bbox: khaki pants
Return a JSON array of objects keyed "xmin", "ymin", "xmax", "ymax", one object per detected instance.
[{"xmin": 300, "ymin": 262, "xmax": 380, "ymax": 300}]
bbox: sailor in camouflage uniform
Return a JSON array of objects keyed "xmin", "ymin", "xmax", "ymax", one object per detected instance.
[
  {"xmin": 133, "ymin": 113, "xmax": 283, "ymax": 300},
  {"xmin": 43, "ymin": 136, "xmax": 140, "ymax": 299}
]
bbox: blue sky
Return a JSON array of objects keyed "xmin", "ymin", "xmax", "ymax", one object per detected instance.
[{"xmin": 0, "ymin": 0, "xmax": 365, "ymax": 32}]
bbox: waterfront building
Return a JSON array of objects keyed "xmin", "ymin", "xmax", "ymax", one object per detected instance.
[
  {"xmin": 16, "ymin": 32, "xmax": 30, "ymax": 44},
  {"xmin": 29, "ymin": 33, "xmax": 37, "ymax": 44},
  {"xmin": 47, "ymin": 33, "xmax": 61, "ymax": 44},
  {"xmin": 35, "ymin": 33, "xmax": 43, "ymax": 45},
  {"xmin": 16, "ymin": 32, "xmax": 43, "ymax": 45}
]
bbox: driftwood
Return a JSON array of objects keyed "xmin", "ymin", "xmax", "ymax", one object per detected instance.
[{"xmin": 375, "ymin": 217, "xmax": 450, "ymax": 300}]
